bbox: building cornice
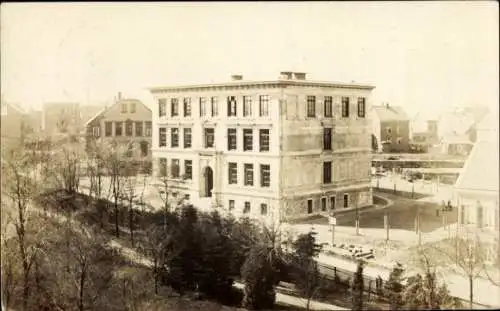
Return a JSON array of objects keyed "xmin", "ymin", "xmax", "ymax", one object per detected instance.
[{"xmin": 148, "ymin": 80, "xmax": 375, "ymax": 94}]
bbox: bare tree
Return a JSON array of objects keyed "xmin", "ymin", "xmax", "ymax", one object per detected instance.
[
  {"xmin": 53, "ymin": 144, "xmax": 84, "ymax": 195},
  {"xmin": 1, "ymin": 147, "xmax": 49, "ymax": 311},
  {"xmin": 421, "ymin": 227, "xmax": 490, "ymax": 309},
  {"xmin": 157, "ymin": 159, "xmax": 171, "ymax": 229},
  {"xmin": 122, "ymin": 168, "xmax": 144, "ymax": 247},
  {"xmin": 105, "ymin": 143, "xmax": 128, "ymax": 237}
]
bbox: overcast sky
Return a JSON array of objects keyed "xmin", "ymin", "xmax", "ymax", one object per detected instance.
[{"xmin": 1, "ymin": 2, "xmax": 498, "ymax": 117}]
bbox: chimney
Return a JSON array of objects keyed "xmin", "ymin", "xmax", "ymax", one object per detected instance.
[
  {"xmin": 293, "ymin": 72, "xmax": 307, "ymax": 80},
  {"xmin": 279, "ymin": 71, "xmax": 293, "ymax": 80},
  {"xmin": 231, "ymin": 74, "xmax": 243, "ymax": 81},
  {"xmin": 118, "ymin": 92, "xmax": 122, "ymax": 101}
]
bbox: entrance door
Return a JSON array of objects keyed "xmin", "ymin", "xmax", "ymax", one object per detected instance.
[{"xmin": 203, "ymin": 167, "xmax": 214, "ymax": 198}]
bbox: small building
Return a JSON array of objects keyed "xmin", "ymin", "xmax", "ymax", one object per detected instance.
[
  {"xmin": 84, "ymin": 95, "xmax": 152, "ymax": 172},
  {"xmin": 1, "ymin": 101, "xmax": 28, "ymax": 148},
  {"xmin": 41, "ymin": 102, "xmax": 82, "ymax": 136},
  {"xmin": 371, "ymin": 104, "xmax": 410, "ymax": 153},
  {"xmin": 454, "ymin": 109, "xmax": 498, "ymax": 243}
]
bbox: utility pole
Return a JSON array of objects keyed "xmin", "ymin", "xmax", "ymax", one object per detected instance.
[
  {"xmin": 384, "ymin": 213, "xmax": 389, "ymax": 241},
  {"xmin": 329, "ymin": 209, "xmax": 336, "ymax": 246}
]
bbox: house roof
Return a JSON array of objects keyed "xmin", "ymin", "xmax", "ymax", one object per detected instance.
[
  {"xmin": 373, "ymin": 105, "xmax": 409, "ymax": 121},
  {"xmin": 83, "ymin": 98, "xmax": 150, "ymax": 127},
  {"xmin": 454, "ymin": 140, "xmax": 499, "ymax": 193}
]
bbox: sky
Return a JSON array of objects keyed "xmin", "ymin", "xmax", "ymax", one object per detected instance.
[{"xmin": 1, "ymin": 2, "xmax": 498, "ymax": 117}]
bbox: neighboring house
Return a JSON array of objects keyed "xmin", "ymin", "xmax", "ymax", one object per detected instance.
[
  {"xmin": 371, "ymin": 104, "xmax": 410, "ymax": 153},
  {"xmin": 410, "ymin": 119, "xmax": 439, "ymax": 153},
  {"xmin": 42, "ymin": 102, "xmax": 81, "ymax": 135},
  {"xmin": 85, "ymin": 96, "xmax": 152, "ymax": 169},
  {"xmin": 453, "ymin": 109, "xmax": 499, "ymax": 263},
  {"xmin": 80, "ymin": 103, "xmax": 108, "ymax": 127},
  {"xmin": 1, "ymin": 101, "xmax": 28, "ymax": 146},
  {"xmin": 149, "ymin": 71, "xmax": 374, "ymax": 220}
]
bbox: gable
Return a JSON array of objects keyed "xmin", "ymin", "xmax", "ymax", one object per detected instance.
[{"xmin": 100, "ymin": 100, "xmax": 152, "ymax": 122}]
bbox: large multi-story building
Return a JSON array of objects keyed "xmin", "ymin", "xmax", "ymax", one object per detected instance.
[
  {"xmin": 149, "ymin": 72, "xmax": 374, "ymax": 220},
  {"xmin": 41, "ymin": 102, "xmax": 81, "ymax": 135}
]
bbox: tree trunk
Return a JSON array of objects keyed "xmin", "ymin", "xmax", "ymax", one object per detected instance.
[
  {"xmin": 129, "ymin": 204, "xmax": 134, "ymax": 247},
  {"xmin": 306, "ymin": 298, "xmax": 311, "ymax": 311},
  {"xmin": 154, "ymin": 262, "xmax": 159, "ymax": 295},
  {"xmin": 115, "ymin": 202, "xmax": 120, "ymax": 237},
  {"xmin": 79, "ymin": 268, "xmax": 86, "ymax": 311},
  {"xmin": 469, "ymin": 275, "xmax": 473, "ymax": 310}
]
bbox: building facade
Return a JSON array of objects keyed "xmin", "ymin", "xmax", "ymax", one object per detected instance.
[
  {"xmin": 85, "ymin": 97, "xmax": 153, "ymax": 169},
  {"xmin": 42, "ymin": 102, "xmax": 81, "ymax": 135},
  {"xmin": 1, "ymin": 101, "xmax": 27, "ymax": 148},
  {"xmin": 371, "ymin": 104, "xmax": 410, "ymax": 153},
  {"xmin": 149, "ymin": 72, "xmax": 374, "ymax": 220}
]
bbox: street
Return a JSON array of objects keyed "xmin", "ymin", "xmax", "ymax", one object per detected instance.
[{"xmin": 297, "ymin": 191, "xmax": 458, "ymax": 233}]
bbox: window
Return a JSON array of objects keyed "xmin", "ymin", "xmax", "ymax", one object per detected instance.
[
  {"xmin": 260, "ymin": 164, "xmax": 270, "ymax": 187},
  {"xmin": 330, "ymin": 196, "xmax": 336, "ymax": 210},
  {"xmin": 183, "ymin": 128, "xmax": 192, "ymax": 148},
  {"xmin": 183, "ymin": 98, "xmax": 192, "ymax": 117},
  {"xmin": 115, "ymin": 122, "xmax": 123, "ymax": 136},
  {"xmin": 126, "ymin": 120, "xmax": 133, "ymax": 136},
  {"xmin": 323, "ymin": 161, "xmax": 332, "ymax": 184},
  {"xmin": 397, "ymin": 137, "xmax": 402, "ymax": 144},
  {"xmin": 171, "ymin": 98, "xmax": 179, "ymax": 117},
  {"xmin": 259, "ymin": 129, "xmax": 270, "ymax": 152},
  {"xmin": 199, "ymin": 97, "xmax": 207, "ymax": 117},
  {"xmin": 130, "ymin": 103, "xmax": 136, "ymax": 113},
  {"xmin": 92, "ymin": 126, "xmax": 100, "ymax": 137},
  {"xmin": 306, "ymin": 96, "xmax": 316, "ymax": 117},
  {"xmin": 343, "ymin": 194, "xmax": 349, "ymax": 208},
  {"xmin": 357, "ymin": 97, "xmax": 366, "ymax": 118},
  {"xmin": 121, "ymin": 103, "xmax": 127, "ymax": 113},
  {"xmin": 307, "ymin": 199, "xmax": 313, "ymax": 214},
  {"xmin": 387, "ymin": 127, "xmax": 392, "ymax": 134},
  {"xmin": 158, "ymin": 99, "xmax": 167, "ymax": 117},
  {"xmin": 135, "ymin": 121, "xmax": 143, "ymax": 136},
  {"xmin": 105, "ymin": 122, "xmax": 112, "ymax": 136},
  {"xmin": 324, "ymin": 96, "xmax": 333, "ymax": 117},
  {"xmin": 321, "ymin": 197, "xmax": 327, "ymax": 212},
  {"xmin": 204, "ymin": 128, "xmax": 215, "ymax": 148},
  {"xmin": 171, "ymin": 128, "xmax": 179, "ymax": 147},
  {"xmin": 227, "ymin": 128, "xmax": 237, "ymax": 150},
  {"xmin": 260, "ymin": 203, "xmax": 268, "ymax": 215},
  {"xmin": 259, "ymin": 95, "xmax": 269, "ymax": 117},
  {"xmin": 228, "ymin": 162, "xmax": 237, "ymax": 184},
  {"xmin": 159, "ymin": 158, "xmax": 167, "ymax": 177},
  {"xmin": 243, "ymin": 202, "xmax": 251, "ymax": 214},
  {"xmin": 229, "ymin": 200, "xmax": 235, "ymax": 211},
  {"xmin": 227, "ymin": 96, "xmax": 237, "ymax": 117},
  {"xmin": 243, "ymin": 96, "xmax": 252, "ymax": 117},
  {"xmin": 171, "ymin": 159, "xmax": 180, "ymax": 178},
  {"xmin": 184, "ymin": 160, "xmax": 192, "ymax": 180},
  {"xmin": 244, "ymin": 164, "xmax": 254, "ymax": 186},
  {"xmin": 145, "ymin": 121, "xmax": 152, "ymax": 136},
  {"xmin": 341, "ymin": 97, "xmax": 350, "ymax": 117},
  {"xmin": 243, "ymin": 129, "xmax": 253, "ymax": 151},
  {"xmin": 323, "ymin": 128, "xmax": 332, "ymax": 150},
  {"xmin": 159, "ymin": 127, "xmax": 167, "ymax": 147},
  {"xmin": 211, "ymin": 97, "xmax": 218, "ymax": 116}
]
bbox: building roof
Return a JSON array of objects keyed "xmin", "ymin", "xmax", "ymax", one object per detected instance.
[
  {"xmin": 454, "ymin": 140, "xmax": 499, "ymax": 193},
  {"xmin": 149, "ymin": 79, "xmax": 375, "ymax": 93},
  {"xmin": 83, "ymin": 98, "xmax": 150, "ymax": 127},
  {"xmin": 372, "ymin": 105, "xmax": 409, "ymax": 122}
]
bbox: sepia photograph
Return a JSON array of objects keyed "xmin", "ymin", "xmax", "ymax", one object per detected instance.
[{"xmin": 1, "ymin": 2, "xmax": 499, "ymax": 310}]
